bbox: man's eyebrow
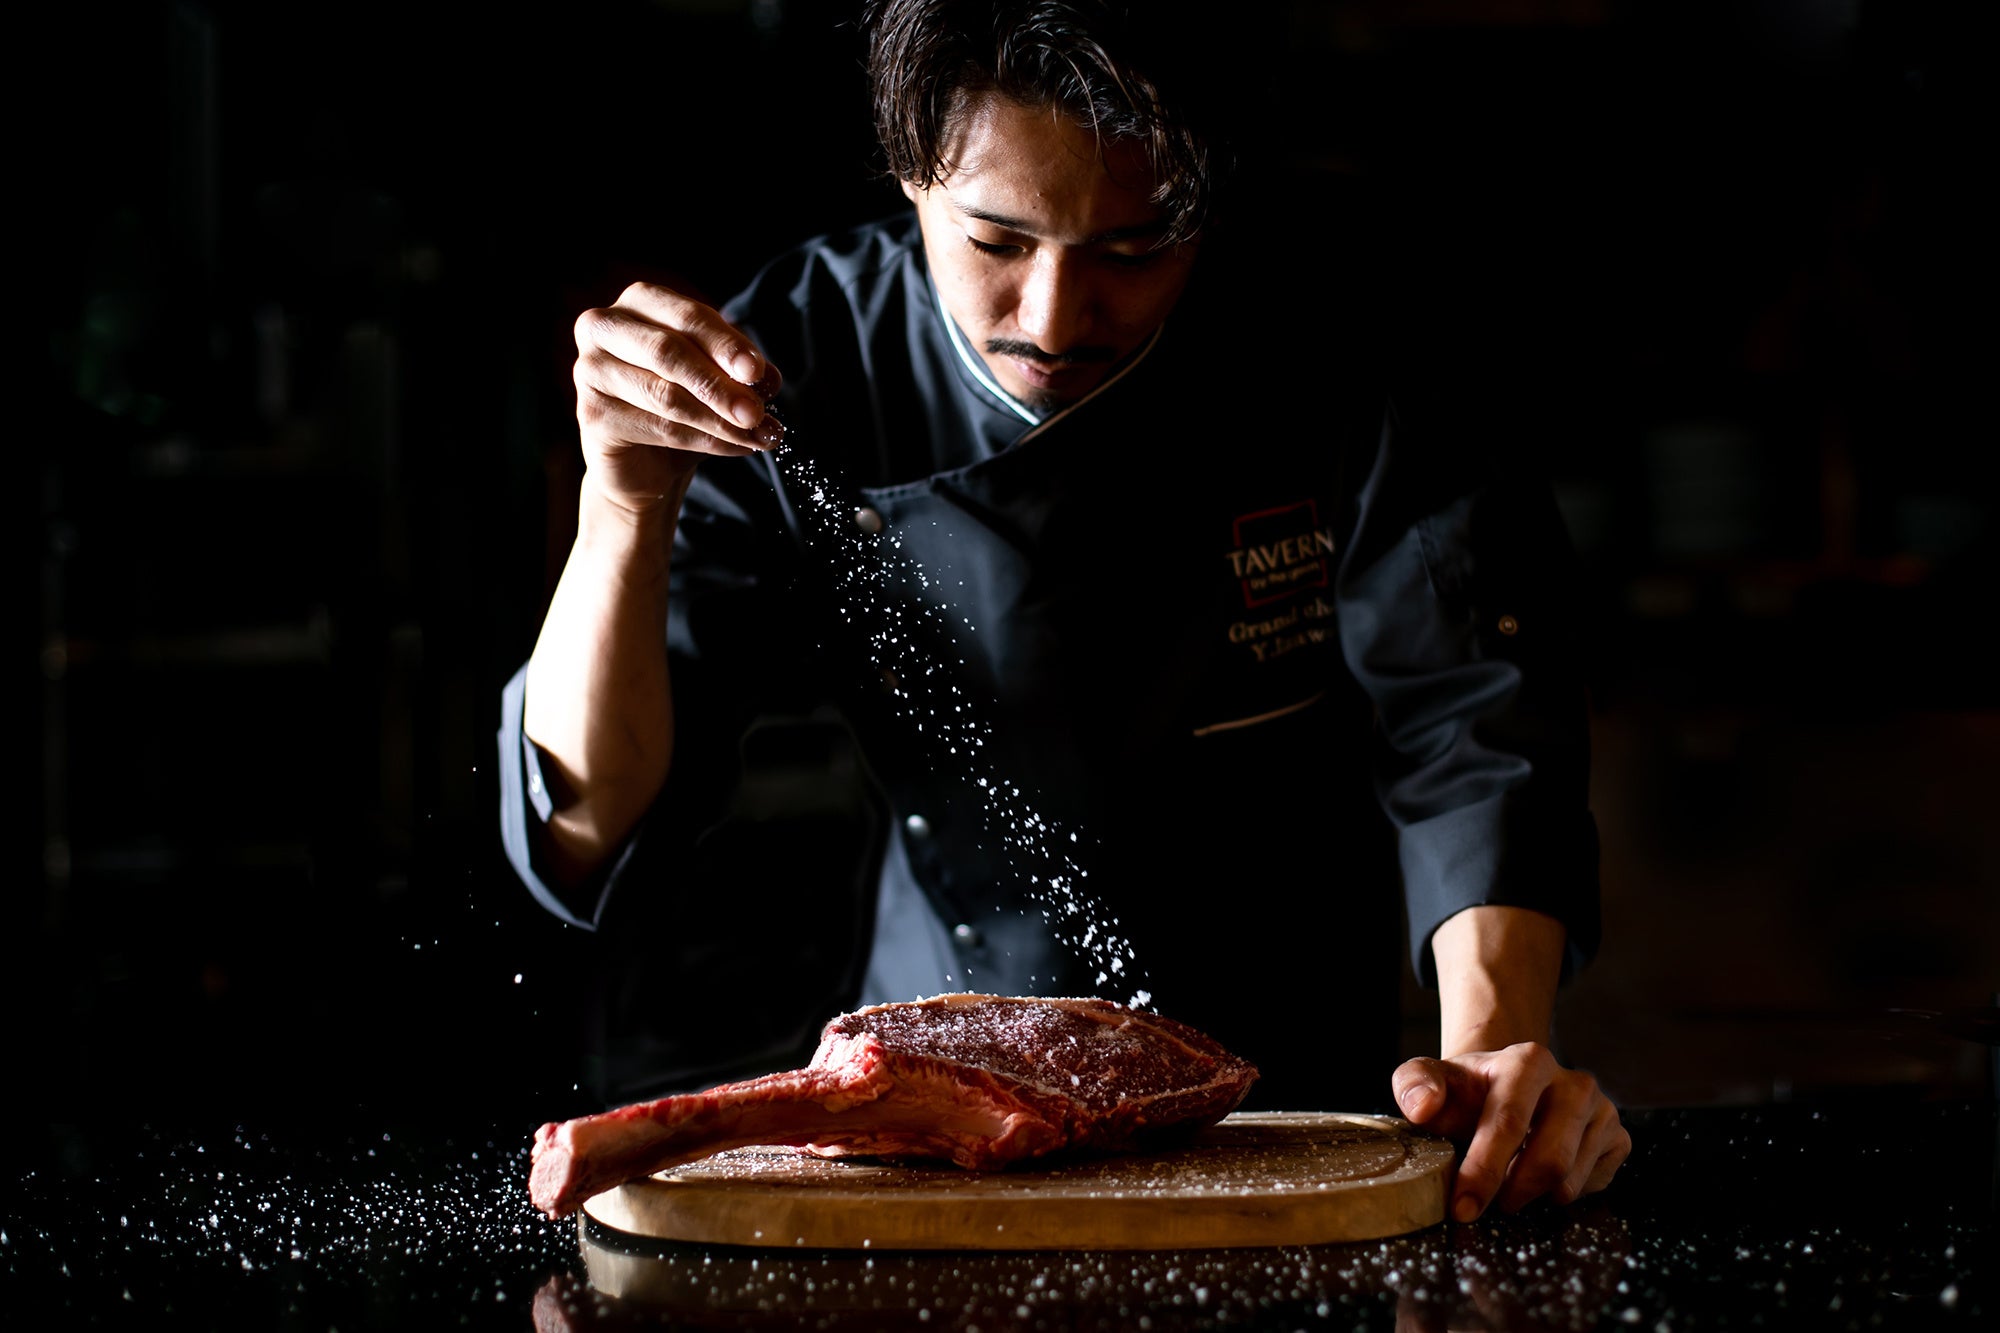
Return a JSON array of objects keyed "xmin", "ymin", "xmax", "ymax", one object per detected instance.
[{"xmin": 952, "ymin": 201, "xmax": 1166, "ymax": 246}]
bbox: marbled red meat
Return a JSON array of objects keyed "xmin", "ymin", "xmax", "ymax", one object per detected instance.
[{"xmin": 529, "ymin": 993, "xmax": 1258, "ymax": 1219}]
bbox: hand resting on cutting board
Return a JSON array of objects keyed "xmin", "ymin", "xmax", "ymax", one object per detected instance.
[{"xmin": 1393, "ymin": 906, "xmax": 1632, "ymax": 1221}]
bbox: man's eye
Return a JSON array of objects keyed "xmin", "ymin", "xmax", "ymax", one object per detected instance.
[
  {"xmin": 966, "ymin": 236, "xmax": 1020, "ymax": 257},
  {"xmin": 1103, "ymin": 248, "xmax": 1162, "ymax": 270}
]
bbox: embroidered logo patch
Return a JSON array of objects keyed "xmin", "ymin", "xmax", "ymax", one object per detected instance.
[{"xmin": 1225, "ymin": 501, "xmax": 1337, "ymax": 608}]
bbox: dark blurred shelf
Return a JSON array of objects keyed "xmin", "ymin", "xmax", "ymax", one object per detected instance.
[
  {"xmin": 1581, "ymin": 556, "xmax": 1993, "ymax": 714},
  {"xmin": 54, "ymin": 621, "xmax": 332, "ymax": 670}
]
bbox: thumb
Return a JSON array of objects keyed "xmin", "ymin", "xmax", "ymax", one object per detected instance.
[{"xmin": 1391, "ymin": 1058, "xmax": 1450, "ymax": 1124}]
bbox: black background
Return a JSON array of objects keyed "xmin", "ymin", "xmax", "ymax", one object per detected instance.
[{"xmin": 21, "ymin": 0, "xmax": 1994, "ymax": 1136}]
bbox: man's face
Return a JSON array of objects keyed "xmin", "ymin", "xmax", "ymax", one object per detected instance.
[{"xmin": 901, "ymin": 91, "xmax": 1199, "ymax": 414}]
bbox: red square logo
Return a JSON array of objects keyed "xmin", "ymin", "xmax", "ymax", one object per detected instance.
[{"xmin": 1228, "ymin": 501, "xmax": 1333, "ymax": 608}]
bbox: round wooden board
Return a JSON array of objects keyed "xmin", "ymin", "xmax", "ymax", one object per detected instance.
[{"xmin": 582, "ymin": 1111, "xmax": 1455, "ymax": 1251}]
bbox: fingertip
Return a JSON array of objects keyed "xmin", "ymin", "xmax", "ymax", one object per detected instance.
[
  {"xmin": 1451, "ymin": 1194, "xmax": 1481, "ymax": 1224},
  {"xmin": 728, "ymin": 350, "xmax": 762, "ymax": 385},
  {"xmin": 1397, "ymin": 1064, "xmax": 1447, "ymax": 1112}
]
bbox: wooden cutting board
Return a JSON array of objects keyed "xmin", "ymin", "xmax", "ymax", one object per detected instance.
[{"xmin": 581, "ymin": 1111, "xmax": 1455, "ymax": 1251}]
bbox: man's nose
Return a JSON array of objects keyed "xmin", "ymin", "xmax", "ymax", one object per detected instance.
[{"xmin": 1016, "ymin": 252, "xmax": 1093, "ymax": 351}]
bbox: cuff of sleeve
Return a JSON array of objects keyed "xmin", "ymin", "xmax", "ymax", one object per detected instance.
[
  {"xmin": 497, "ymin": 661, "xmax": 614, "ymax": 931},
  {"xmin": 1400, "ymin": 794, "xmax": 1601, "ymax": 989},
  {"xmin": 522, "ymin": 727, "xmax": 555, "ymax": 824}
]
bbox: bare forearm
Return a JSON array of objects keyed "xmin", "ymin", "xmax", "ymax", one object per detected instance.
[
  {"xmin": 1430, "ymin": 904, "xmax": 1566, "ymax": 1057},
  {"xmin": 523, "ymin": 478, "xmax": 686, "ymax": 884}
]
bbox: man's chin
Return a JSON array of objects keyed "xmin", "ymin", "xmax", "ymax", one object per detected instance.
[{"xmin": 1018, "ymin": 385, "xmax": 1072, "ymax": 416}]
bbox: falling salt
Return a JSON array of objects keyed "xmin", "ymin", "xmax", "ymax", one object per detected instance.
[{"xmin": 774, "ymin": 440, "xmax": 1151, "ymax": 1005}]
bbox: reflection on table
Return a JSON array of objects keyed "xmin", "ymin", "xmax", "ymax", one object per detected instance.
[{"xmin": 536, "ymin": 1205, "xmax": 1630, "ymax": 1332}]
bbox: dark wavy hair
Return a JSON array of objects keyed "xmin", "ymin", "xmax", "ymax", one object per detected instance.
[{"xmin": 862, "ymin": 0, "xmax": 1232, "ymax": 247}]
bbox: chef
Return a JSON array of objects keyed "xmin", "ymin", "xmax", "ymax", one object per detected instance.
[{"xmin": 497, "ymin": 0, "xmax": 1629, "ymax": 1220}]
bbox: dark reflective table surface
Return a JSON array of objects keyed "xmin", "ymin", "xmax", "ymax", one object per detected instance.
[{"xmin": 6, "ymin": 1097, "xmax": 1993, "ymax": 1330}]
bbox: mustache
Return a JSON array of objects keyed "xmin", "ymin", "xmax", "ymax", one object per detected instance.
[{"xmin": 984, "ymin": 338, "xmax": 1117, "ymax": 366}]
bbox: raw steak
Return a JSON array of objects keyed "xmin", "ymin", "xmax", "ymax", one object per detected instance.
[{"xmin": 529, "ymin": 993, "xmax": 1258, "ymax": 1219}]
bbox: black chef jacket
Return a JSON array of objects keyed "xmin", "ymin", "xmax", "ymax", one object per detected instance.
[{"xmin": 498, "ymin": 212, "xmax": 1600, "ymax": 1113}]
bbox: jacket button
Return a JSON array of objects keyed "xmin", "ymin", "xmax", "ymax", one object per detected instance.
[
  {"xmin": 904, "ymin": 813, "xmax": 931, "ymax": 839},
  {"xmin": 854, "ymin": 506, "xmax": 885, "ymax": 535},
  {"xmin": 952, "ymin": 923, "xmax": 981, "ymax": 946},
  {"xmin": 1497, "ymin": 614, "xmax": 1520, "ymax": 636}
]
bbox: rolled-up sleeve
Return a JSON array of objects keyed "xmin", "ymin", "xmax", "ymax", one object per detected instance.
[
  {"xmin": 495, "ymin": 661, "xmax": 631, "ymax": 930},
  {"xmin": 1338, "ymin": 406, "xmax": 1602, "ymax": 987}
]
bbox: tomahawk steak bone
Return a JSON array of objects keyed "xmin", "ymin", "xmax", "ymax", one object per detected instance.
[{"xmin": 529, "ymin": 993, "xmax": 1259, "ymax": 1219}]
